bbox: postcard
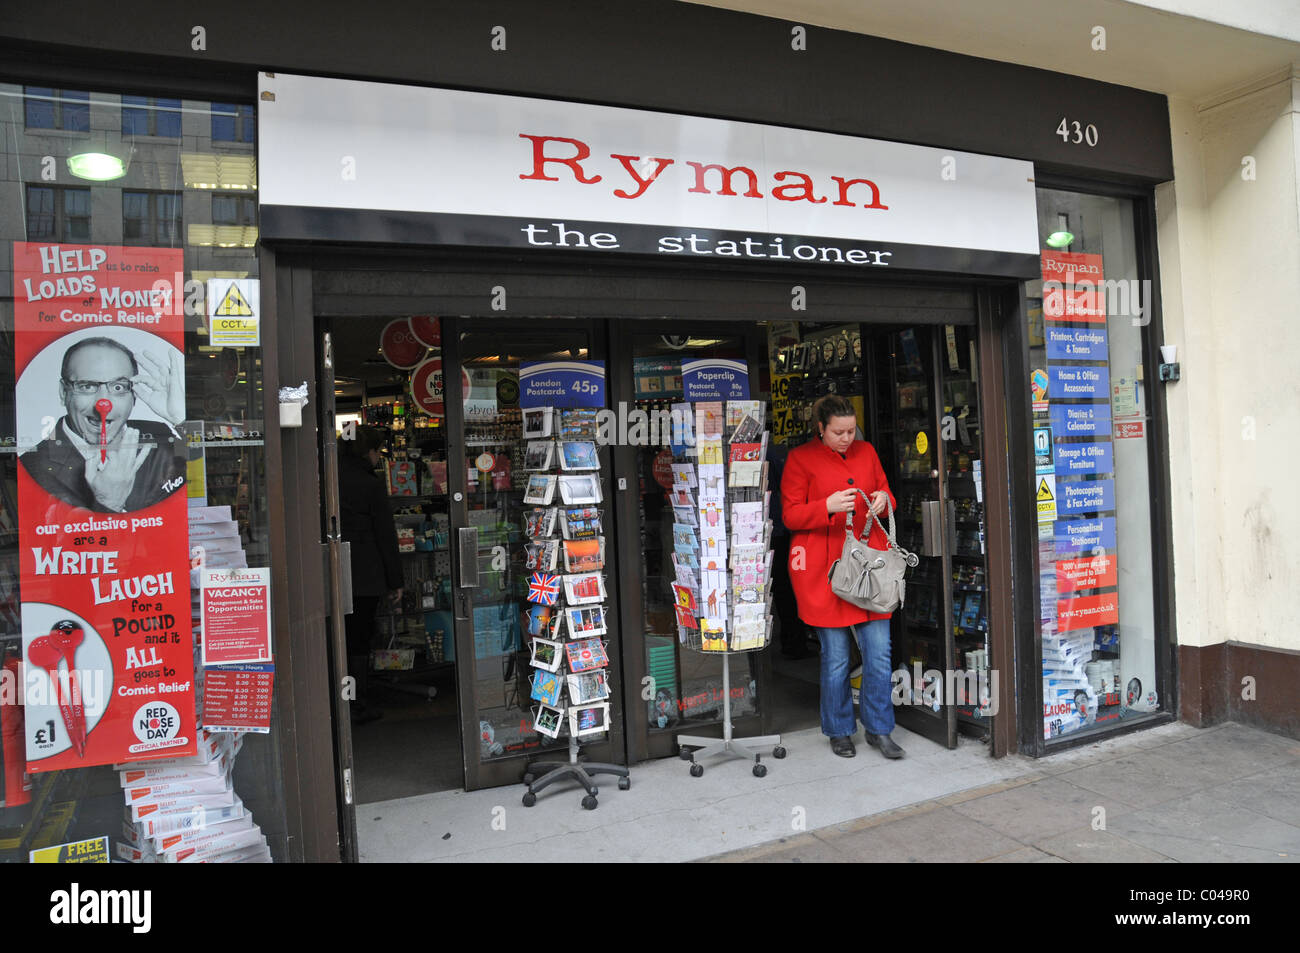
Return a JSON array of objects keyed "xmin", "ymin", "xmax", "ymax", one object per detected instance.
[
  {"xmin": 523, "ymin": 474, "xmax": 557, "ymax": 505},
  {"xmin": 522, "ymin": 407, "xmax": 554, "ymax": 438},
  {"xmin": 524, "ymin": 441, "xmax": 556, "ymax": 471},
  {"xmin": 565, "ymin": 637, "xmax": 609, "ymax": 672},
  {"xmin": 560, "ymin": 441, "xmax": 600, "ymax": 471}
]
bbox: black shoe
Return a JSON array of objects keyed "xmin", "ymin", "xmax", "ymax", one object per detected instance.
[
  {"xmin": 830, "ymin": 736, "xmax": 856, "ymax": 758},
  {"xmin": 866, "ymin": 733, "xmax": 904, "ymax": 759}
]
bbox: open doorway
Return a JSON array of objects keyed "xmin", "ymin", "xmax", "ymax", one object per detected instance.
[{"xmin": 323, "ymin": 314, "xmax": 463, "ymax": 802}]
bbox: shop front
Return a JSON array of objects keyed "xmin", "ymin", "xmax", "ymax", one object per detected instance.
[
  {"xmin": 0, "ymin": 6, "xmax": 1180, "ymax": 863},
  {"xmin": 255, "ymin": 69, "xmax": 1175, "ymax": 858}
]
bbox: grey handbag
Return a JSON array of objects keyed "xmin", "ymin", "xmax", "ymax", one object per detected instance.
[{"xmin": 827, "ymin": 490, "xmax": 920, "ymax": 613}]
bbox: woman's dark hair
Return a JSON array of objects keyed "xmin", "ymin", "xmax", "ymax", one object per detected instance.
[
  {"xmin": 812, "ymin": 394, "xmax": 856, "ymax": 432},
  {"xmin": 343, "ymin": 424, "xmax": 387, "ymax": 458}
]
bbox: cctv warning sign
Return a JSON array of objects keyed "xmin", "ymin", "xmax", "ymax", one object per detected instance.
[{"xmin": 206, "ymin": 279, "xmax": 260, "ymax": 346}]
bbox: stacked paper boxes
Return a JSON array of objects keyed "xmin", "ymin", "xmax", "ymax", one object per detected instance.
[
  {"xmin": 115, "ymin": 729, "xmax": 270, "ymax": 863},
  {"xmin": 1042, "ymin": 628, "xmax": 1098, "ymax": 739}
]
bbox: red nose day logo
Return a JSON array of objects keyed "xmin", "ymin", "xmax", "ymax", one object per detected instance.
[{"xmin": 134, "ymin": 701, "xmax": 180, "ymax": 743}]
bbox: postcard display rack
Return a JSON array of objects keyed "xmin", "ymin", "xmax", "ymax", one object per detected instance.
[
  {"xmin": 671, "ymin": 400, "xmax": 785, "ymax": 777},
  {"xmin": 519, "ymin": 407, "xmax": 630, "ymax": 810}
]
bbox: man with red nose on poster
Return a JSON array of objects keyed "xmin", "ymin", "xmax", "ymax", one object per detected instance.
[{"xmin": 20, "ymin": 336, "xmax": 186, "ymax": 513}]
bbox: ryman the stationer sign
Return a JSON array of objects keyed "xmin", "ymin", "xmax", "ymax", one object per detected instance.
[{"xmin": 258, "ymin": 73, "xmax": 1040, "ymax": 276}]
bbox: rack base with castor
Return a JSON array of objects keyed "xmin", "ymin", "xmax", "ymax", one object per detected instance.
[
  {"xmin": 676, "ymin": 653, "xmax": 783, "ymax": 778},
  {"xmin": 521, "ymin": 735, "xmax": 630, "ymax": 810}
]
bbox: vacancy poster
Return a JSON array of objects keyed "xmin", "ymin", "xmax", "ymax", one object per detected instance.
[{"xmin": 12, "ymin": 241, "xmax": 196, "ymax": 771}]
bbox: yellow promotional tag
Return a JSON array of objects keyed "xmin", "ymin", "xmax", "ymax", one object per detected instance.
[{"xmin": 915, "ymin": 431, "xmax": 929, "ymax": 455}]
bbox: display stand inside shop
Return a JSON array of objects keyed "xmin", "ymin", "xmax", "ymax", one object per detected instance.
[
  {"xmin": 670, "ymin": 398, "xmax": 785, "ymax": 777},
  {"xmin": 519, "ymin": 406, "xmax": 629, "ymax": 809}
]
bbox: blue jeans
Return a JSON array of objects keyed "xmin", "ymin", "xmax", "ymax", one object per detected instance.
[{"xmin": 815, "ymin": 619, "xmax": 895, "ymax": 738}]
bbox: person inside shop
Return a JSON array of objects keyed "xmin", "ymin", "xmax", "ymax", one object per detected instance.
[
  {"xmin": 21, "ymin": 336, "xmax": 185, "ymax": 513},
  {"xmin": 780, "ymin": 394, "xmax": 905, "ymax": 760},
  {"xmin": 339, "ymin": 425, "xmax": 403, "ymax": 725}
]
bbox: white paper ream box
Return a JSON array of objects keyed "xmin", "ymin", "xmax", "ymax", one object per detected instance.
[
  {"xmin": 154, "ymin": 814, "xmax": 255, "ymax": 854},
  {"xmin": 202, "ymin": 550, "xmax": 250, "ymax": 570},
  {"xmin": 137, "ymin": 799, "xmax": 245, "ymax": 838},
  {"xmin": 163, "ymin": 824, "xmax": 264, "ymax": 863},
  {"xmin": 188, "ymin": 521, "xmax": 240, "ymax": 541},
  {"xmin": 188, "ymin": 505, "xmax": 233, "ymax": 523},
  {"xmin": 122, "ymin": 820, "xmax": 142, "ymax": 846},
  {"xmin": 192, "ymin": 534, "xmax": 245, "ymax": 555},
  {"xmin": 119, "ymin": 753, "xmax": 229, "ymax": 786},
  {"xmin": 116, "ymin": 842, "xmax": 154, "ymax": 863},
  {"xmin": 130, "ymin": 789, "xmax": 238, "ymax": 822},
  {"xmin": 202, "ymin": 843, "xmax": 272, "ymax": 864},
  {"xmin": 124, "ymin": 772, "xmax": 233, "ymax": 804}
]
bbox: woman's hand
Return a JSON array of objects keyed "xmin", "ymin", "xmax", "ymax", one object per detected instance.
[
  {"xmin": 826, "ymin": 489, "xmax": 858, "ymax": 514},
  {"xmin": 868, "ymin": 490, "xmax": 889, "ymax": 516}
]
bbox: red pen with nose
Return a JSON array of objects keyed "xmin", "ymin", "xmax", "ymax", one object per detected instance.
[
  {"xmin": 95, "ymin": 398, "xmax": 112, "ymax": 463},
  {"xmin": 28, "ymin": 621, "xmax": 88, "ymax": 758}
]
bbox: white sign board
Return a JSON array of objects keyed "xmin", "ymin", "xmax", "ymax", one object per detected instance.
[{"xmin": 259, "ymin": 74, "xmax": 1040, "ymax": 275}]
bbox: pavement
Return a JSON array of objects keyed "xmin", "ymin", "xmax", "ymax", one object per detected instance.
[{"xmin": 355, "ymin": 719, "xmax": 1300, "ymax": 863}]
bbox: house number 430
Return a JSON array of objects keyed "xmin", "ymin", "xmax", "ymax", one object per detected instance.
[{"xmin": 1057, "ymin": 118, "xmax": 1099, "ymax": 146}]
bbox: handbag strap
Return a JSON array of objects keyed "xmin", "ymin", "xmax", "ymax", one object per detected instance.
[{"xmin": 845, "ymin": 490, "xmax": 920, "ymax": 568}]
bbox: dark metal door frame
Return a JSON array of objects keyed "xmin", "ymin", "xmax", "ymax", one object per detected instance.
[{"xmin": 316, "ymin": 320, "xmax": 359, "ymax": 861}]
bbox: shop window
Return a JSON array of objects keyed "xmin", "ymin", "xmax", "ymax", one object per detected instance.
[
  {"xmin": 211, "ymin": 102, "xmax": 254, "ymax": 143},
  {"xmin": 1026, "ymin": 188, "xmax": 1160, "ymax": 744},
  {"xmin": 25, "ymin": 185, "xmax": 91, "ymax": 242},
  {"xmin": 2, "ymin": 82, "xmax": 286, "ymax": 863},
  {"xmin": 122, "ymin": 190, "xmax": 183, "ymax": 246},
  {"xmin": 121, "ymin": 95, "xmax": 182, "ymax": 137},
  {"xmin": 23, "ymin": 86, "xmax": 90, "ymax": 132},
  {"xmin": 212, "ymin": 192, "xmax": 256, "ymax": 226}
]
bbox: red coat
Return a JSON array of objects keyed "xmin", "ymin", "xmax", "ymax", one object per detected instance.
[{"xmin": 780, "ymin": 438, "xmax": 897, "ymax": 627}]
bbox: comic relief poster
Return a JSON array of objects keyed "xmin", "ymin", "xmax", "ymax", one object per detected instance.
[{"xmin": 12, "ymin": 242, "xmax": 196, "ymax": 771}]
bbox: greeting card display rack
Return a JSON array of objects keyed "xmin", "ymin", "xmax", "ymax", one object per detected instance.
[
  {"xmin": 519, "ymin": 407, "xmax": 629, "ymax": 810},
  {"xmin": 668, "ymin": 399, "xmax": 785, "ymax": 777}
]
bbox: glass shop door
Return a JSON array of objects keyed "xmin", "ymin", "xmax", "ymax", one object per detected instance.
[
  {"xmin": 443, "ymin": 318, "xmax": 626, "ymax": 790},
  {"xmin": 868, "ymin": 325, "xmax": 993, "ymax": 749}
]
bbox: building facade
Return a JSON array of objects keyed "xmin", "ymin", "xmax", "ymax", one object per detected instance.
[{"xmin": 0, "ymin": 1, "xmax": 1296, "ymax": 863}]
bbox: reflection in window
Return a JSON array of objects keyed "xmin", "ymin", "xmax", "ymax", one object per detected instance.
[
  {"xmin": 24, "ymin": 86, "xmax": 90, "ymax": 131},
  {"xmin": 123, "ymin": 190, "xmax": 183, "ymax": 245},
  {"xmin": 213, "ymin": 193, "xmax": 257, "ymax": 226},
  {"xmin": 211, "ymin": 103, "xmax": 255, "ymax": 143},
  {"xmin": 25, "ymin": 185, "xmax": 91, "ymax": 242},
  {"xmin": 121, "ymin": 96, "xmax": 182, "ymax": 137}
]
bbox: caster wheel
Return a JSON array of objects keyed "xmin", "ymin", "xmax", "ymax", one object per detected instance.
[
  {"xmin": 582, "ymin": 795, "xmax": 598, "ymax": 811},
  {"xmin": 618, "ymin": 776, "xmax": 631, "ymax": 791},
  {"xmin": 773, "ymin": 746, "xmax": 787, "ymax": 759},
  {"xmin": 522, "ymin": 791, "xmax": 537, "ymax": 807},
  {"xmin": 689, "ymin": 763, "xmax": 704, "ymax": 778},
  {"xmin": 522, "ymin": 773, "xmax": 535, "ymax": 784},
  {"xmin": 679, "ymin": 747, "xmax": 693, "ymax": 761},
  {"xmin": 753, "ymin": 763, "xmax": 768, "ymax": 778}
]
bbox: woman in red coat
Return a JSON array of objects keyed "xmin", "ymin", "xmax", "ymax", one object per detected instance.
[{"xmin": 781, "ymin": 395, "xmax": 904, "ymax": 760}]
